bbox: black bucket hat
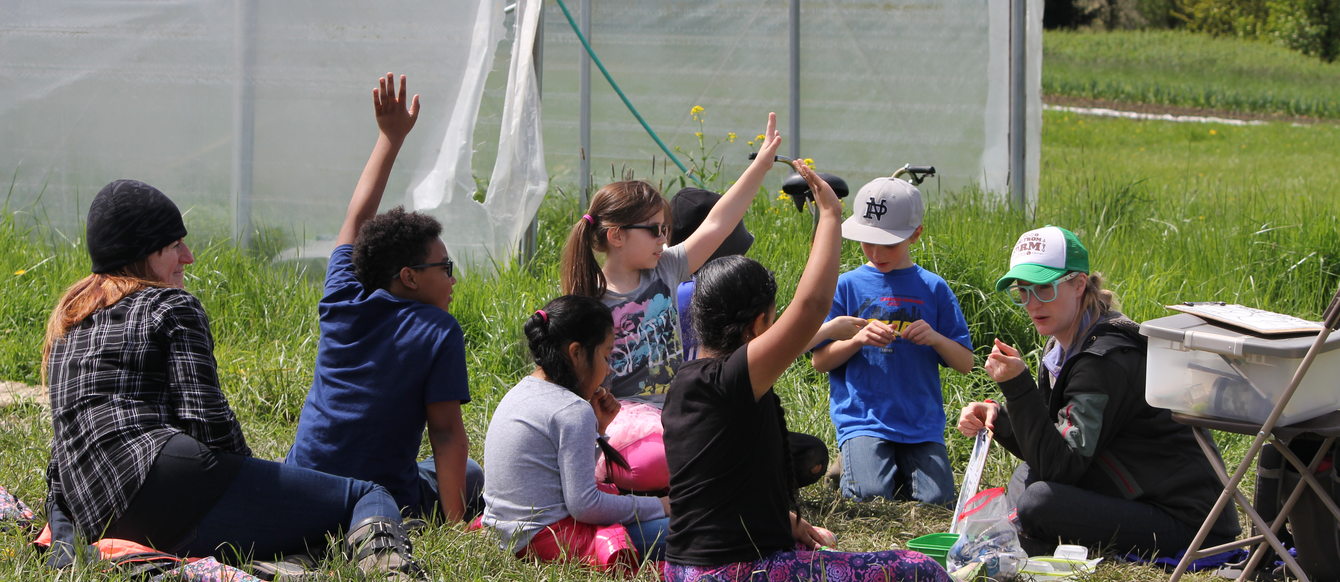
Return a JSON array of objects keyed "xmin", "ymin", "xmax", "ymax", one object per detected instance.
[{"xmin": 669, "ymin": 187, "xmax": 754, "ymax": 263}]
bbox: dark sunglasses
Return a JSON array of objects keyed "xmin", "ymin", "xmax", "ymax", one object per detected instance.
[
  {"xmin": 396, "ymin": 258, "xmax": 454, "ymax": 278},
  {"xmin": 623, "ymin": 223, "xmax": 668, "ymax": 238}
]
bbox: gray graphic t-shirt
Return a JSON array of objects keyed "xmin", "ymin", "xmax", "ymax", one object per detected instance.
[{"xmin": 601, "ymin": 244, "xmax": 689, "ymax": 405}]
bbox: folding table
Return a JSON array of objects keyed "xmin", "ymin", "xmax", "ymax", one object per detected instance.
[{"xmin": 1166, "ymin": 287, "xmax": 1340, "ymax": 582}]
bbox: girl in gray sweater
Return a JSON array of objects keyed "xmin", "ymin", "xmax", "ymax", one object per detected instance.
[{"xmin": 481, "ymin": 295, "xmax": 669, "ymax": 572}]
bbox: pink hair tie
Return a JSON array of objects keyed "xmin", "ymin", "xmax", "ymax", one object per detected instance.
[
  {"xmin": 535, "ymin": 309, "xmax": 549, "ymax": 323},
  {"xmin": 582, "ymin": 214, "xmax": 595, "ymax": 225}
]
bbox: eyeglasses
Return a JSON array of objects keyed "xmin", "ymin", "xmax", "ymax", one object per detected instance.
[
  {"xmin": 623, "ymin": 223, "xmax": 668, "ymax": 238},
  {"xmin": 395, "ymin": 258, "xmax": 454, "ymax": 279},
  {"xmin": 1007, "ymin": 271, "xmax": 1081, "ymax": 305}
]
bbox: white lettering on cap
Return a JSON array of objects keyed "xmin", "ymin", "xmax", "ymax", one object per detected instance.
[{"xmin": 1010, "ymin": 227, "xmax": 1066, "ymax": 269}]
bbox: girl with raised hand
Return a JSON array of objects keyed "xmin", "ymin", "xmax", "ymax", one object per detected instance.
[
  {"xmin": 559, "ymin": 112, "xmax": 784, "ymax": 494},
  {"xmin": 660, "ymin": 162, "xmax": 948, "ymax": 582},
  {"xmin": 481, "ymin": 295, "xmax": 670, "ymax": 572},
  {"xmin": 43, "ymin": 180, "xmax": 424, "ymax": 580}
]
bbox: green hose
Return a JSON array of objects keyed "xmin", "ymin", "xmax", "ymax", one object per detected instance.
[{"xmin": 553, "ymin": 0, "xmax": 704, "ymax": 188}]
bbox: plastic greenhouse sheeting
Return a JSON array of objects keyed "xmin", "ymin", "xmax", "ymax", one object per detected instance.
[
  {"xmin": 537, "ymin": 0, "xmax": 1040, "ymax": 210},
  {"xmin": 0, "ymin": 0, "xmax": 545, "ymax": 272},
  {"xmin": 2, "ymin": 0, "xmax": 1039, "ymax": 272}
]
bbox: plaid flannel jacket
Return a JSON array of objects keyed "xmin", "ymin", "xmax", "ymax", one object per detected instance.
[{"xmin": 46, "ymin": 287, "xmax": 250, "ymax": 535}]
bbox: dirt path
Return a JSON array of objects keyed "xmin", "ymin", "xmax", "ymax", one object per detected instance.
[
  {"xmin": 0, "ymin": 381, "xmax": 45, "ymax": 407},
  {"xmin": 1045, "ymin": 95, "xmax": 1331, "ymax": 126}
]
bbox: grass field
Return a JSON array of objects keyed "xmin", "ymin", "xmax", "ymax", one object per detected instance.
[
  {"xmin": 2, "ymin": 31, "xmax": 1339, "ymax": 582},
  {"xmin": 1045, "ymin": 29, "xmax": 1340, "ymax": 120}
]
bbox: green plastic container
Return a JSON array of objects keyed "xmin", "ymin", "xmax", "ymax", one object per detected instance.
[{"xmin": 907, "ymin": 533, "xmax": 961, "ymax": 568}]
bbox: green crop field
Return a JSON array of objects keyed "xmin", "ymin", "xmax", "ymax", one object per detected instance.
[
  {"xmin": 2, "ymin": 29, "xmax": 1339, "ymax": 582},
  {"xmin": 1045, "ymin": 29, "xmax": 1340, "ymax": 120}
]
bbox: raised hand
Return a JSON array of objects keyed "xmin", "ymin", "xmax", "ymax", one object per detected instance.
[
  {"xmin": 752, "ymin": 112, "xmax": 783, "ymax": 167},
  {"xmin": 339, "ymin": 72, "xmax": 422, "ymax": 246},
  {"xmin": 790, "ymin": 157, "xmax": 838, "ymax": 213},
  {"xmin": 373, "ymin": 72, "xmax": 420, "ymax": 144}
]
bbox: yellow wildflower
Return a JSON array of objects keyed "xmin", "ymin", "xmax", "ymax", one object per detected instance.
[
  {"xmin": 690, "ymin": 105, "xmax": 704, "ymax": 121},
  {"xmin": 803, "ymin": 158, "xmax": 815, "ymax": 168},
  {"xmin": 756, "ymin": 134, "xmax": 766, "ymax": 142},
  {"xmin": 727, "ymin": 132, "xmax": 737, "ymax": 143},
  {"xmin": 1209, "ymin": 129, "xmax": 1218, "ymax": 135},
  {"xmin": 694, "ymin": 131, "xmax": 703, "ymax": 139},
  {"xmin": 13, "ymin": 269, "xmax": 25, "ymax": 276}
]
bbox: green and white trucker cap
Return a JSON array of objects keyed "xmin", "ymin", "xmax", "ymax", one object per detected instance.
[{"xmin": 994, "ymin": 226, "xmax": 1090, "ymax": 291}]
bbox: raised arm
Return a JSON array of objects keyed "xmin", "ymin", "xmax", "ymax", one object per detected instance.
[
  {"xmin": 681, "ymin": 112, "xmax": 782, "ymax": 272},
  {"xmin": 746, "ymin": 161, "xmax": 841, "ymax": 399},
  {"xmin": 336, "ymin": 73, "xmax": 421, "ymax": 246}
]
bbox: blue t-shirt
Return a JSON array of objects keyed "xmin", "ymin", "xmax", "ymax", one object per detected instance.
[
  {"xmin": 675, "ymin": 279, "xmax": 699, "ymax": 361},
  {"xmin": 286, "ymin": 244, "xmax": 470, "ymax": 509},
  {"xmin": 821, "ymin": 264, "xmax": 971, "ymax": 446}
]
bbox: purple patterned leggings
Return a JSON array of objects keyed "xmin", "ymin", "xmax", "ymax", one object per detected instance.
[{"xmin": 662, "ymin": 548, "xmax": 950, "ymax": 582}]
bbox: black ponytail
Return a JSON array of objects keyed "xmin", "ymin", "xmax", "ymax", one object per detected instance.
[
  {"xmin": 692, "ymin": 256, "xmax": 777, "ymax": 355},
  {"xmin": 524, "ymin": 295, "xmax": 611, "ymax": 391},
  {"xmin": 523, "ymin": 295, "xmax": 629, "ymax": 472}
]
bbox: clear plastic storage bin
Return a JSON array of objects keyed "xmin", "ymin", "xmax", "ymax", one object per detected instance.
[{"xmin": 1141, "ymin": 313, "xmax": 1340, "ymax": 425}]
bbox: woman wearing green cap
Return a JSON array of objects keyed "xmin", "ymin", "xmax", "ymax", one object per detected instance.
[{"xmin": 956, "ymin": 226, "xmax": 1238, "ymax": 557}]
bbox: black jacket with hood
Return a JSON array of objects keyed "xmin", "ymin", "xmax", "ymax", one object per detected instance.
[{"xmin": 993, "ymin": 312, "xmax": 1239, "ymax": 538}]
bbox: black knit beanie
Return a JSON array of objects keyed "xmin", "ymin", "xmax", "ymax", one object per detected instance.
[{"xmin": 87, "ymin": 179, "xmax": 188, "ymax": 274}]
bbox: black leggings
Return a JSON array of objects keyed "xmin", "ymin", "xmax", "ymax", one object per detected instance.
[
  {"xmin": 1007, "ymin": 463, "xmax": 1236, "ymax": 556},
  {"xmin": 104, "ymin": 433, "xmax": 243, "ymax": 551}
]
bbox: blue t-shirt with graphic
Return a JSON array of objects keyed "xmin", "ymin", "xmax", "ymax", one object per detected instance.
[
  {"xmin": 822, "ymin": 264, "xmax": 971, "ymax": 446},
  {"xmin": 286, "ymin": 244, "xmax": 470, "ymax": 510}
]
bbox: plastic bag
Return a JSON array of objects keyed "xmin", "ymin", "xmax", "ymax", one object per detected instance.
[{"xmin": 946, "ymin": 487, "xmax": 1028, "ymax": 581}]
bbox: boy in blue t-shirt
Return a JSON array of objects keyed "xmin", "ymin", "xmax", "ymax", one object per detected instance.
[
  {"xmin": 286, "ymin": 73, "xmax": 482, "ymax": 522},
  {"xmin": 811, "ymin": 176, "xmax": 973, "ymax": 506}
]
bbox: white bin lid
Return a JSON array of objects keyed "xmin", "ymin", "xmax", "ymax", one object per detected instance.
[{"xmin": 1141, "ymin": 313, "xmax": 1340, "ymax": 358}]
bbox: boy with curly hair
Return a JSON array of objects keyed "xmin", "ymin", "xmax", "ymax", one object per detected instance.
[{"xmin": 287, "ymin": 73, "xmax": 482, "ymax": 522}]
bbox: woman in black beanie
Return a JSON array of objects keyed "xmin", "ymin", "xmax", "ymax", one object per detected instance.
[{"xmin": 43, "ymin": 179, "xmax": 424, "ymax": 579}]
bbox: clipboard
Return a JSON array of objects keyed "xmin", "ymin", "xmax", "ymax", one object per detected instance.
[
  {"xmin": 950, "ymin": 429, "xmax": 993, "ymax": 535},
  {"xmin": 1167, "ymin": 302, "xmax": 1322, "ymax": 336}
]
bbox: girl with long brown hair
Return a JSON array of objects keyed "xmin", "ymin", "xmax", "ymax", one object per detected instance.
[{"xmin": 557, "ymin": 112, "xmax": 784, "ymax": 494}]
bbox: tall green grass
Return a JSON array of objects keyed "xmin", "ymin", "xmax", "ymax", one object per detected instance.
[
  {"xmin": 1, "ymin": 110, "xmax": 1336, "ymax": 580},
  {"xmin": 1045, "ymin": 29, "xmax": 1340, "ymax": 119}
]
